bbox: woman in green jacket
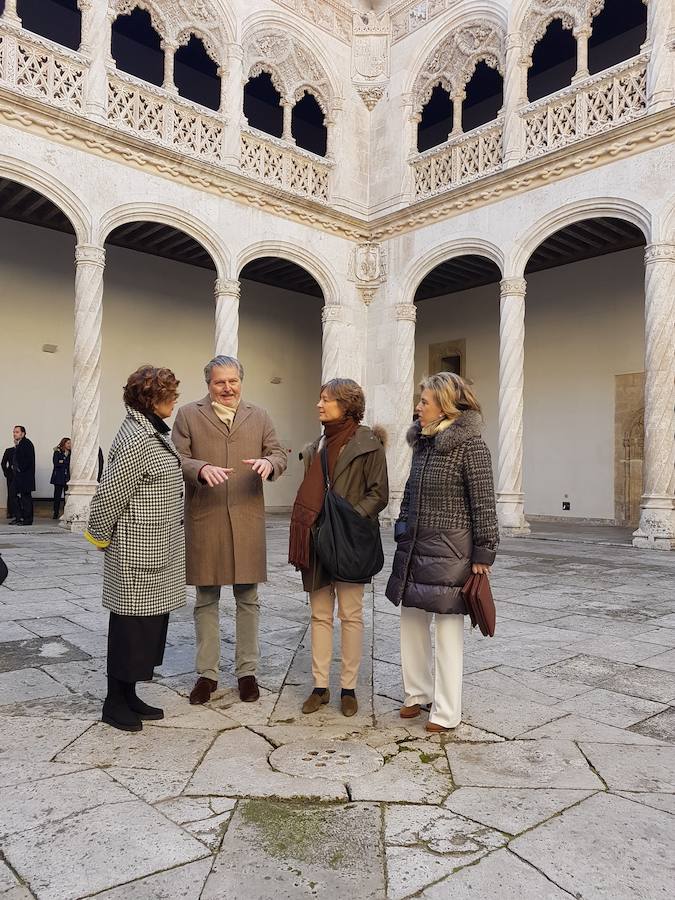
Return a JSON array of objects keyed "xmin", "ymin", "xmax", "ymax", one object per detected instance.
[{"xmin": 289, "ymin": 378, "xmax": 388, "ymax": 717}]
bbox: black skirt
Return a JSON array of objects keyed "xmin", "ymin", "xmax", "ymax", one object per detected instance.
[{"xmin": 107, "ymin": 611, "xmax": 169, "ymax": 682}]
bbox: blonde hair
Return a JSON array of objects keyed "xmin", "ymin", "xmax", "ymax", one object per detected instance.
[{"xmin": 419, "ymin": 372, "xmax": 482, "ymax": 421}]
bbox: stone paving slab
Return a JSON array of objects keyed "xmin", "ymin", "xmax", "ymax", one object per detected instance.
[
  {"xmin": 447, "ymin": 739, "xmax": 604, "ymax": 789},
  {"xmin": 509, "ymin": 792, "xmax": 675, "ymax": 899},
  {"xmin": 1, "ymin": 800, "xmax": 209, "ymax": 900},
  {"xmin": 0, "ymin": 667, "xmax": 68, "ymax": 704},
  {"xmin": 444, "ymin": 786, "xmax": 597, "ymax": 835},
  {"xmin": 518, "ymin": 712, "xmax": 666, "ymax": 744},
  {"xmin": 579, "ymin": 742, "xmax": 675, "ymax": 791},
  {"xmin": 202, "ymin": 800, "xmax": 384, "ymax": 899},
  {"xmin": 629, "ymin": 706, "xmax": 675, "ymax": 742},
  {"xmin": 556, "ymin": 686, "xmax": 667, "ymax": 728},
  {"xmin": 419, "ymin": 847, "xmax": 573, "ymax": 899},
  {"xmin": 92, "ymin": 859, "xmax": 213, "ymax": 900}
]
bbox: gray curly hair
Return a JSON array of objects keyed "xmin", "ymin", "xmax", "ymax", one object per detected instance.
[{"xmin": 204, "ymin": 355, "xmax": 244, "ymax": 383}]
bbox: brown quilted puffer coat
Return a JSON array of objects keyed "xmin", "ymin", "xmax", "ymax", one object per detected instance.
[{"xmin": 385, "ymin": 411, "xmax": 498, "ymax": 615}]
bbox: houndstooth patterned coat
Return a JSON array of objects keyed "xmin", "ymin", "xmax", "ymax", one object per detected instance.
[{"xmin": 87, "ymin": 407, "xmax": 186, "ymax": 616}]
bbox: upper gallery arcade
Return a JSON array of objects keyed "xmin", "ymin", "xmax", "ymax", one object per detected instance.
[{"xmin": 0, "ymin": 0, "xmax": 673, "ymax": 550}]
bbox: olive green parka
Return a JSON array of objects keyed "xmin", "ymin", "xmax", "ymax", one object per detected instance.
[{"xmin": 299, "ymin": 425, "xmax": 389, "ymax": 592}]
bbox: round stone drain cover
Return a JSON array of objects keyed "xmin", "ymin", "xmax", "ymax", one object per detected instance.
[{"xmin": 269, "ymin": 740, "xmax": 383, "ymax": 779}]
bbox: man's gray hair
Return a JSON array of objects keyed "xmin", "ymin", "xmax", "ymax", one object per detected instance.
[{"xmin": 204, "ymin": 355, "xmax": 244, "ymax": 383}]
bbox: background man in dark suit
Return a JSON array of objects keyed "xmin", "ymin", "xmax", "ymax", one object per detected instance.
[
  {"xmin": 12, "ymin": 426, "xmax": 35, "ymax": 526},
  {"xmin": 1, "ymin": 442, "xmax": 16, "ymax": 521}
]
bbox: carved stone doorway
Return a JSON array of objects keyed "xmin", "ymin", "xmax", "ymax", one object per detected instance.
[{"xmin": 614, "ymin": 373, "xmax": 644, "ymax": 526}]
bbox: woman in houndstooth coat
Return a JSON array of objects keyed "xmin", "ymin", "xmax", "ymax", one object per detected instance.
[{"xmin": 86, "ymin": 366, "xmax": 185, "ymax": 732}]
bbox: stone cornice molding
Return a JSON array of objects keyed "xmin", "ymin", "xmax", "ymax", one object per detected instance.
[
  {"xmin": 500, "ymin": 277, "xmax": 527, "ymax": 296},
  {"xmin": 75, "ymin": 243, "xmax": 105, "ymax": 267},
  {"xmin": 645, "ymin": 243, "xmax": 675, "ymax": 263},
  {"xmin": 1, "ymin": 87, "xmax": 673, "ymax": 245},
  {"xmin": 271, "ymin": 0, "xmax": 353, "ymax": 45}
]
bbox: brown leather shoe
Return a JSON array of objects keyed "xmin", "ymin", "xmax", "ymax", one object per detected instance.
[
  {"xmin": 302, "ymin": 688, "xmax": 330, "ymax": 714},
  {"xmin": 341, "ymin": 694, "xmax": 358, "ymax": 717},
  {"xmin": 426, "ymin": 721, "xmax": 452, "ymax": 733},
  {"xmin": 189, "ymin": 677, "xmax": 217, "ymax": 705},
  {"xmin": 400, "ymin": 704, "xmax": 422, "ymax": 719},
  {"xmin": 238, "ymin": 675, "xmax": 260, "ymax": 702}
]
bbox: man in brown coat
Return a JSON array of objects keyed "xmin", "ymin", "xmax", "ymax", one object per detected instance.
[{"xmin": 172, "ymin": 355, "xmax": 287, "ymax": 704}]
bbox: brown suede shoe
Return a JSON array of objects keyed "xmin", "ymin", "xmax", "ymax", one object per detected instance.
[
  {"xmin": 341, "ymin": 694, "xmax": 358, "ymax": 717},
  {"xmin": 238, "ymin": 675, "xmax": 260, "ymax": 702},
  {"xmin": 302, "ymin": 688, "xmax": 330, "ymax": 714},
  {"xmin": 400, "ymin": 704, "xmax": 422, "ymax": 719},
  {"xmin": 189, "ymin": 677, "xmax": 217, "ymax": 705},
  {"xmin": 426, "ymin": 722, "xmax": 452, "ymax": 733}
]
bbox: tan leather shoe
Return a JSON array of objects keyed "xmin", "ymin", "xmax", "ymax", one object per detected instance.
[
  {"xmin": 341, "ymin": 694, "xmax": 358, "ymax": 717},
  {"xmin": 189, "ymin": 677, "xmax": 217, "ymax": 705},
  {"xmin": 302, "ymin": 688, "xmax": 330, "ymax": 714},
  {"xmin": 426, "ymin": 721, "xmax": 452, "ymax": 733},
  {"xmin": 238, "ymin": 675, "xmax": 260, "ymax": 702},
  {"xmin": 400, "ymin": 704, "xmax": 422, "ymax": 718}
]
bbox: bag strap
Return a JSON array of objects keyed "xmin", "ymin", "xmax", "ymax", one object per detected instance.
[{"xmin": 320, "ymin": 444, "xmax": 331, "ymax": 491}]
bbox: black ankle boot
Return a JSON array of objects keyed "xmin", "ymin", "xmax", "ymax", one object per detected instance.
[
  {"xmin": 123, "ymin": 682, "xmax": 164, "ymax": 720},
  {"xmin": 102, "ymin": 676, "xmax": 142, "ymax": 732}
]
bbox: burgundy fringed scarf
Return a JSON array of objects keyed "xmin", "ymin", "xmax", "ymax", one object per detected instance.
[{"xmin": 288, "ymin": 418, "xmax": 358, "ymax": 571}]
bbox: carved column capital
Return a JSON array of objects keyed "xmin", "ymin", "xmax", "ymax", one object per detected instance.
[
  {"xmin": 645, "ymin": 242, "xmax": 675, "ymax": 264},
  {"xmin": 500, "ymin": 277, "xmax": 527, "ymax": 297},
  {"xmin": 75, "ymin": 244, "xmax": 106, "ymax": 268},
  {"xmin": 395, "ymin": 303, "xmax": 417, "ymax": 322},
  {"xmin": 321, "ymin": 304, "xmax": 344, "ymax": 325},
  {"xmin": 214, "ymin": 277, "xmax": 240, "ymax": 298}
]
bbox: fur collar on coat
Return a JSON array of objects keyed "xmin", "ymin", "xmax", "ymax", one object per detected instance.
[{"xmin": 407, "ymin": 410, "xmax": 483, "ymax": 453}]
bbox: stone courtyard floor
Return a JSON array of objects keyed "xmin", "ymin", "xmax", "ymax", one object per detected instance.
[{"xmin": 0, "ymin": 517, "xmax": 674, "ymax": 899}]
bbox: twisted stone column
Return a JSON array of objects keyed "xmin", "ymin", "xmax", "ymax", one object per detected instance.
[
  {"xmin": 633, "ymin": 243, "xmax": 675, "ymax": 550},
  {"xmin": 65, "ymin": 244, "xmax": 105, "ymax": 531},
  {"xmin": 214, "ymin": 278, "xmax": 239, "ymax": 357},
  {"xmin": 645, "ymin": 0, "xmax": 675, "ymax": 112},
  {"xmin": 387, "ymin": 302, "xmax": 417, "ymax": 520},
  {"xmin": 221, "ymin": 43, "xmax": 243, "ymax": 165},
  {"xmin": 80, "ymin": 0, "xmax": 113, "ymax": 122},
  {"xmin": 496, "ymin": 278, "xmax": 530, "ymax": 534},
  {"xmin": 502, "ymin": 33, "xmax": 527, "ymax": 167}
]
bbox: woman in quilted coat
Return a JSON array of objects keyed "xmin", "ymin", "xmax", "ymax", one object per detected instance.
[
  {"xmin": 86, "ymin": 366, "xmax": 185, "ymax": 732},
  {"xmin": 386, "ymin": 372, "xmax": 498, "ymax": 733}
]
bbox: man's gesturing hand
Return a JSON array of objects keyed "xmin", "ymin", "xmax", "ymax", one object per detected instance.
[
  {"xmin": 200, "ymin": 464, "xmax": 234, "ymax": 487},
  {"xmin": 242, "ymin": 458, "xmax": 273, "ymax": 481}
]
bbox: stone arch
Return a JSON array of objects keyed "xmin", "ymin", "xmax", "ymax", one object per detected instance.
[
  {"xmin": 97, "ymin": 202, "xmax": 229, "ymax": 278},
  {"xmin": 111, "ymin": 0, "xmax": 168, "ymax": 40},
  {"xmin": 515, "ymin": 1, "xmax": 606, "ymax": 60},
  {"xmin": 236, "ymin": 241, "xmax": 339, "ymax": 307},
  {"xmin": 111, "ymin": 0, "xmax": 233, "ymax": 52},
  {"xmin": 401, "ymin": 238, "xmax": 505, "ymax": 303},
  {"xmin": 411, "ymin": 17, "xmax": 506, "ymax": 112},
  {"xmin": 175, "ymin": 27, "xmax": 222, "ymax": 68},
  {"xmin": 241, "ymin": 21, "xmax": 336, "ymax": 110},
  {"xmin": 509, "ymin": 197, "xmax": 652, "ymax": 275},
  {"xmin": 0, "ymin": 155, "xmax": 90, "ymax": 244},
  {"xmin": 659, "ymin": 196, "xmax": 675, "ymax": 243}
]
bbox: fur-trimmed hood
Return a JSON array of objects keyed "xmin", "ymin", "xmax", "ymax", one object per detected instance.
[
  {"xmin": 301, "ymin": 423, "xmax": 387, "ymax": 460},
  {"xmin": 407, "ymin": 410, "xmax": 483, "ymax": 453}
]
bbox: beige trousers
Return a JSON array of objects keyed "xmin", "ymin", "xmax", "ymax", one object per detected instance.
[
  {"xmin": 309, "ymin": 582, "xmax": 364, "ymax": 690},
  {"xmin": 400, "ymin": 605, "xmax": 464, "ymax": 729},
  {"xmin": 194, "ymin": 584, "xmax": 259, "ymax": 681}
]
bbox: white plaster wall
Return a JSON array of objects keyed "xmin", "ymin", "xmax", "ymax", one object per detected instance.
[
  {"xmin": 414, "ymin": 247, "xmax": 645, "ymax": 520},
  {"xmin": 0, "ymin": 219, "xmax": 322, "ymax": 511}
]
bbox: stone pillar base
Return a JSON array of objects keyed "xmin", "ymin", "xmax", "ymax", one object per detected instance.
[
  {"xmin": 632, "ymin": 498, "xmax": 675, "ymax": 550},
  {"xmin": 63, "ymin": 481, "xmax": 97, "ymax": 533},
  {"xmin": 497, "ymin": 493, "xmax": 530, "ymax": 536}
]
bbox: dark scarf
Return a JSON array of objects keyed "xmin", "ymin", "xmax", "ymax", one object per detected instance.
[
  {"xmin": 141, "ymin": 409, "xmax": 171, "ymax": 434},
  {"xmin": 288, "ymin": 417, "xmax": 358, "ymax": 571}
]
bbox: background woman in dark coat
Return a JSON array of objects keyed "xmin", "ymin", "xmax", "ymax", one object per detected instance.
[
  {"xmin": 50, "ymin": 437, "xmax": 71, "ymax": 519},
  {"xmin": 386, "ymin": 372, "xmax": 498, "ymax": 733},
  {"xmin": 86, "ymin": 366, "xmax": 185, "ymax": 732},
  {"xmin": 290, "ymin": 378, "xmax": 388, "ymax": 717}
]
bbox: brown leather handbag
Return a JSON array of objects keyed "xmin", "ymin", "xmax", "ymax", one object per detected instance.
[{"xmin": 462, "ymin": 572, "xmax": 496, "ymax": 637}]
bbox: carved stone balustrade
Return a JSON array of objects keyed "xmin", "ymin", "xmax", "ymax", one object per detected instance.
[
  {"xmin": 240, "ymin": 127, "xmax": 332, "ymax": 203},
  {"xmin": 107, "ymin": 71, "xmax": 225, "ymax": 164},
  {"xmin": 523, "ymin": 55, "xmax": 649, "ymax": 159},
  {"xmin": 411, "ymin": 118, "xmax": 504, "ymax": 200},
  {"xmin": 0, "ymin": 23, "xmax": 87, "ymax": 114}
]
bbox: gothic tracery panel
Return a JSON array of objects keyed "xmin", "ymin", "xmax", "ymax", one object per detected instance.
[{"xmin": 243, "ymin": 28, "xmax": 333, "ymax": 110}]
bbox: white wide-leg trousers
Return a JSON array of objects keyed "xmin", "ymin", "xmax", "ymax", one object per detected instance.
[{"xmin": 400, "ymin": 605, "xmax": 464, "ymax": 728}]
